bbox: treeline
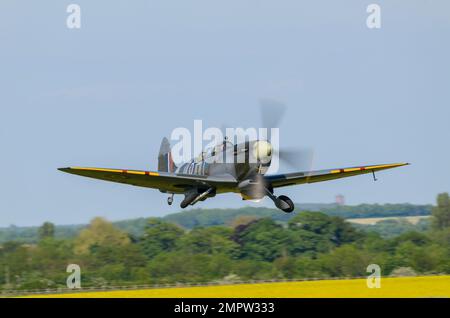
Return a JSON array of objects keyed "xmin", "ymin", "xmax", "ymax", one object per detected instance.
[
  {"xmin": 0, "ymin": 194, "xmax": 448, "ymax": 291},
  {"xmin": 163, "ymin": 203, "xmax": 432, "ymax": 229},
  {"xmin": 0, "ymin": 203, "xmax": 432, "ymax": 244}
]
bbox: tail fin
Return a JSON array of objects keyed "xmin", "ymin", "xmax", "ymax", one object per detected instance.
[{"xmin": 158, "ymin": 137, "xmax": 176, "ymax": 172}]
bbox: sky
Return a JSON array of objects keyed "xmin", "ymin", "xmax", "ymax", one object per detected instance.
[{"xmin": 0, "ymin": 1, "xmax": 449, "ymax": 226}]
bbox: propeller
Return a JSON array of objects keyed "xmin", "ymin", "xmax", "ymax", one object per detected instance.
[
  {"xmin": 258, "ymin": 99, "xmax": 314, "ymax": 172},
  {"xmin": 259, "ymin": 98, "xmax": 287, "ymax": 133},
  {"xmin": 246, "ymin": 99, "xmax": 315, "ymax": 200},
  {"xmin": 272, "ymin": 146, "xmax": 315, "ymax": 172},
  {"xmin": 219, "ymin": 99, "xmax": 315, "ymax": 172}
]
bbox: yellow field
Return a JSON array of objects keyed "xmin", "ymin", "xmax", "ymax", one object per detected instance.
[
  {"xmin": 346, "ymin": 215, "xmax": 429, "ymax": 225},
  {"xmin": 24, "ymin": 276, "xmax": 450, "ymax": 298}
]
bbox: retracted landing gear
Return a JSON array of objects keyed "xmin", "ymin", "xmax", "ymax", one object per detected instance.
[
  {"xmin": 167, "ymin": 193, "xmax": 174, "ymax": 206},
  {"xmin": 265, "ymin": 188, "xmax": 295, "ymax": 213}
]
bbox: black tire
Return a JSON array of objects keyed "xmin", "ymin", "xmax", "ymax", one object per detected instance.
[{"xmin": 277, "ymin": 195, "xmax": 294, "ymax": 213}]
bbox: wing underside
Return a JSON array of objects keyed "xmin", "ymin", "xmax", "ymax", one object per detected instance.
[
  {"xmin": 60, "ymin": 162, "xmax": 409, "ymax": 194},
  {"xmin": 58, "ymin": 167, "xmax": 238, "ymax": 194},
  {"xmin": 265, "ymin": 163, "xmax": 409, "ymax": 188}
]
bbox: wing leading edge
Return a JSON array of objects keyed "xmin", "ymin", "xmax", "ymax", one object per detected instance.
[
  {"xmin": 58, "ymin": 167, "xmax": 238, "ymax": 194},
  {"xmin": 59, "ymin": 162, "xmax": 408, "ymax": 194},
  {"xmin": 265, "ymin": 163, "xmax": 409, "ymax": 188}
]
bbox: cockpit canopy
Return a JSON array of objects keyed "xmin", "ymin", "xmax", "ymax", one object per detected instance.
[{"xmin": 194, "ymin": 140, "xmax": 234, "ymax": 162}]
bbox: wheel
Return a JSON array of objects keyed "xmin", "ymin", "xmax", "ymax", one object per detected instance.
[
  {"xmin": 167, "ymin": 196, "xmax": 173, "ymax": 206},
  {"xmin": 276, "ymin": 195, "xmax": 294, "ymax": 213}
]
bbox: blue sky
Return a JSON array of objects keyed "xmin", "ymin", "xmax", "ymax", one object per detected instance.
[{"xmin": 0, "ymin": 1, "xmax": 449, "ymax": 226}]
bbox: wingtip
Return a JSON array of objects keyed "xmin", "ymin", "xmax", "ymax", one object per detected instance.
[
  {"xmin": 390, "ymin": 162, "xmax": 410, "ymax": 168},
  {"xmin": 58, "ymin": 167, "xmax": 71, "ymax": 172}
]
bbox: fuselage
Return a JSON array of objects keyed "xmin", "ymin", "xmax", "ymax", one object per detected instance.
[{"xmin": 175, "ymin": 139, "xmax": 272, "ymax": 199}]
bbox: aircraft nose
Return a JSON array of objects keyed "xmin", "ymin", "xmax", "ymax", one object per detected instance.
[{"xmin": 253, "ymin": 140, "xmax": 272, "ymax": 163}]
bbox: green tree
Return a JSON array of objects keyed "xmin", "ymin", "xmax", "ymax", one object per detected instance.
[
  {"xmin": 177, "ymin": 226, "xmax": 239, "ymax": 257},
  {"xmin": 0, "ymin": 243, "xmax": 31, "ymax": 288},
  {"xmin": 431, "ymin": 193, "xmax": 450, "ymax": 230},
  {"xmin": 288, "ymin": 212, "xmax": 332, "ymax": 234},
  {"xmin": 147, "ymin": 252, "xmax": 232, "ymax": 283},
  {"xmin": 319, "ymin": 245, "xmax": 372, "ymax": 277},
  {"xmin": 231, "ymin": 259, "xmax": 277, "ymax": 280},
  {"xmin": 328, "ymin": 216, "xmax": 364, "ymax": 245},
  {"xmin": 229, "ymin": 215, "xmax": 260, "ymax": 228},
  {"xmin": 393, "ymin": 231, "xmax": 430, "ymax": 246},
  {"xmin": 273, "ymin": 256, "xmax": 298, "ymax": 278},
  {"xmin": 32, "ymin": 238, "xmax": 73, "ymax": 273},
  {"xmin": 288, "ymin": 228, "xmax": 332, "ymax": 256},
  {"xmin": 235, "ymin": 218, "xmax": 290, "ymax": 261},
  {"xmin": 393, "ymin": 242, "xmax": 445, "ymax": 273},
  {"xmin": 38, "ymin": 222, "xmax": 55, "ymax": 240},
  {"xmin": 287, "ymin": 212, "xmax": 364, "ymax": 255},
  {"xmin": 74, "ymin": 217, "xmax": 131, "ymax": 255},
  {"xmin": 274, "ymin": 256, "xmax": 327, "ymax": 279},
  {"xmin": 139, "ymin": 218, "xmax": 184, "ymax": 259}
]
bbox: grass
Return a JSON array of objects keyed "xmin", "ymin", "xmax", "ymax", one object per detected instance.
[{"xmin": 22, "ymin": 275, "xmax": 450, "ymax": 298}]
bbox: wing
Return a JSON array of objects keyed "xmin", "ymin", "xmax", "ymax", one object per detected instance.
[
  {"xmin": 58, "ymin": 167, "xmax": 238, "ymax": 194},
  {"xmin": 265, "ymin": 163, "xmax": 409, "ymax": 188}
]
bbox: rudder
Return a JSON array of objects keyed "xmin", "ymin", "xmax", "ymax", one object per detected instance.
[{"xmin": 158, "ymin": 137, "xmax": 176, "ymax": 172}]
